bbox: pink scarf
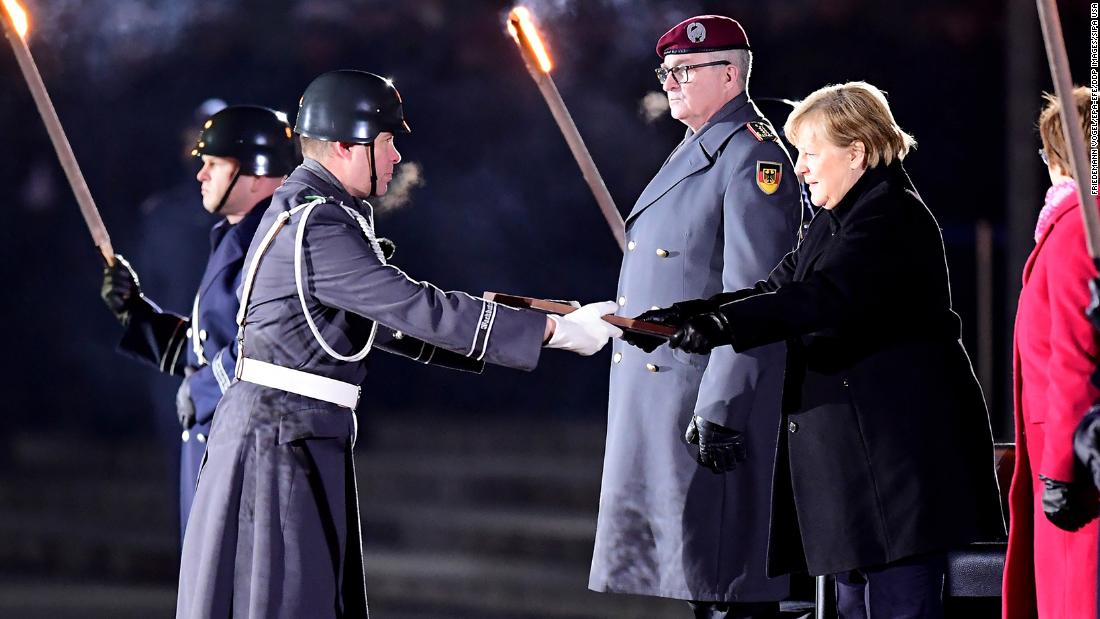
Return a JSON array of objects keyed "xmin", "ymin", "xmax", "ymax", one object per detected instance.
[{"xmin": 1035, "ymin": 179, "xmax": 1078, "ymax": 242}]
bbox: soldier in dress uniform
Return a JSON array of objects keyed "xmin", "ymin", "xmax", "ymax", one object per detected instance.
[
  {"xmin": 100, "ymin": 105, "xmax": 299, "ymax": 535},
  {"xmin": 590, "ymin": 15, "xmax": 803, "ymax": 619},
  {"xmin": 174, "ymin": 69, "xmax": 621, "ymax": 619}
]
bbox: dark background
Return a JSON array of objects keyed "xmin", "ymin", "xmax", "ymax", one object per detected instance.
[{"xmin": 0, "ymin": 0, "xmax": 1093, "ymax": 616}]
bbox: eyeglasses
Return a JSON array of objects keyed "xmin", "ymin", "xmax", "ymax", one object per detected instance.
[
  {"xmin": 655, "ymin": 60, "xmax": 731, "ymax": 84},
  {"xmin": 1038, "ymin": 148, "xmax": 1049, "ymax": 165}
]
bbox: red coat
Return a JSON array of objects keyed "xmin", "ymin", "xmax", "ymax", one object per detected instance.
[{"xmin": 1004, "ymin": 187, "xmax": 1100, "ymax": 619}]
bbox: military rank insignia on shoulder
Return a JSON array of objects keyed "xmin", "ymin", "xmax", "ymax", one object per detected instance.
[
  {"xmin": 745, "ymin": 120, "xmax": 778, "ymax": 143},
  {"xmin": 756, "ymin": 161, "xmax": 782, "ymax": 195}
]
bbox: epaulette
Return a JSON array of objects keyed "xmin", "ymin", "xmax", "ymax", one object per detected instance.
[{"xmin": 745, "ymin": 120, "xmax": 779, "ymax": 143}]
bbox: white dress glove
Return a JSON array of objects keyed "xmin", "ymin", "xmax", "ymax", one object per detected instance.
[{"xmin": 545, "ymin": 300, "xmax": 623, "ymax": 356}]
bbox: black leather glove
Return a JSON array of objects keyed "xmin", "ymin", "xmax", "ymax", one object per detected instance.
[
  {"xmin": 176, "ymin": 373, "xmax": 196, "ymax": 431},
  {"xmin": 622, "ymin": 299, "xmax": 718, "ymax": 353},
  {"xmin": 377, "ymin": 237, "xmax": 396, "ymax": 261},
  {"xmin": 1088, "ymin": 274, "xmax": 1100, "ymax": 333},
  {"xmin": 1039, "ymin": 474, "xmax": 1099, "ymax": 532},
  {"xmin": 100, "ymin": 255, "xmax": 143, "ymax": 326},
  {"xmin": 1075, "ymin": 405, "xmax": 1100, "ymax": 491},
  {"xmin": 669, "ymin": 312, "xmax": 732, "ymax": 355},
  {"xmin": 685, "ymin": 415, "xmax": 747, "ymax": 474}
]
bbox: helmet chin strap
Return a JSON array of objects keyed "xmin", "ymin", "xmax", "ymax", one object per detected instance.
[
  {"xmin": 213, "ymin": 164, "xmax": 242, "ymax": 215},
  {"xmin": 366, "ymin": 141, "xmax": 379, "ymax": 197}
]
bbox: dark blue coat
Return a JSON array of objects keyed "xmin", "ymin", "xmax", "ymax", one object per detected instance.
[{"xmin": 119, "ymin": 199, "xmax": 268, "ymax": 533}]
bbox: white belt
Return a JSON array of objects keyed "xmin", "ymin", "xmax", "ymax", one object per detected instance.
[{"xmin": 237, "ymin": 357, "xmax": 361, "ymax": 409}]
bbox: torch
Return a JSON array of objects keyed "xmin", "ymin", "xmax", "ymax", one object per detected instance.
[
  {"xmin": 507, "ymin": 6, "xmax": 627, "ymax": 252},
  {"xmin": 2, "ymin": 0, "xmax": 115, "ymax": 265},
  {"xmin": 1035, "ymin": 0, "xmax": 1100, "ymax": 257}
]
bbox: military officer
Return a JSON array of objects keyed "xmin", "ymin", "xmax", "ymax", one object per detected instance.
[
  {"xmin": 101, "ymin": 105, "xmax": 298, "ymax": 535},
  {"xmin": 174, "ymin": 70, "xmax": 621, "ymax": 619},
  {"xmin": 591, "ymin": 16, "xmax": 803, "ymax": 619}
]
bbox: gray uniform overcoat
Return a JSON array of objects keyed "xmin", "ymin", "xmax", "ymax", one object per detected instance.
[
  {"xmin": 176, "ymin": 158, "xmax": 547, "ymax": 619},
  {"xmin": 589, "ymin": 94, "xmax": 802, "ymax": 602}
]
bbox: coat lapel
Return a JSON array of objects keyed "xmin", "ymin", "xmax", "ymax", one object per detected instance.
[
  {"xmin": 625, "ymin": 94, "xmax": 758, "ymax": 226},
  {"xmin": 195, "ymin": 200, "xmax": 268, "ymax": 298}
]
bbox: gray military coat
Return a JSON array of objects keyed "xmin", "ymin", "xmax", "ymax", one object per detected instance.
[
  {"xmin": 589, "ymin": 94, "xmax": 802, "ymax": 601},
  {"xmin": 176, "ymin": 159, "xmax": 547, "ymax": 619}
]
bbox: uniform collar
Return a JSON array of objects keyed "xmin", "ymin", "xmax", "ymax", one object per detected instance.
[
  {"xmin": 297, "ymin": 157, "xmax": 372, "ymax": 214},
  {"xmin": 686, "ymin": 92, "xmax": 753, "ymax": 160},
  {"xmin": 210, "ymin": 195, "xmax": 270, "ymax": 247}
]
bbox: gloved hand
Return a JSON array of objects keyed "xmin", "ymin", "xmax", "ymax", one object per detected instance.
[
  {"xmin": 377, "ymin": 237, "xmax": 396, "ymax": 261},
  {"xmin": 622, "ymin": 299, "xmax": 718, "ymax": 352},
  {"xmin": 1088, "ymin": 275, "xmax": 1100, "ymax": 333},
  {"xmin": 1075, "ymin": 406, "xmax": 1100, "ymax": 491},
  {"xmin": 685, "ymin": 415, "xmax": 747, "ymax": 474},
  {"xmin": 100, "ymin": 254, "xmax": 143, "ymax": 326},
  {"xmin": 1039, "ymin": 474, "xmax": 1099, "ymax": 532},
  {"xmin": 176, "ymin": 371, "xmax": 197, "ymax": 431},
  {"xmin": 669, "ymin": 312, "xmax": 732, "ymax": 355},
  {"xmin": 545, "ymin": 301, "xmax": 623, "ymax": 356}
]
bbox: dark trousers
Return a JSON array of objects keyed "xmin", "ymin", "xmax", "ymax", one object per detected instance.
[
  {"xmin": 834, "ymin": 552, "xmax": 947, "ymax": 619},
  {"xmin": 688, "ymin": 601, "xmax": 780, "ymax": 619}
]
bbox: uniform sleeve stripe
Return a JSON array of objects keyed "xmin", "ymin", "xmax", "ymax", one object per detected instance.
[
  {"xmin": 160, "ymin": 319, "xmax": 189, "ymax": 374},
  {"xmin": 475, "ymin": 303, "xmax": 498, "ymax": 362},
  {"xmin": 467, "ymin": 300, "xmax": 491, "ymax": 356},
  {"xmin": 212, "ymin": 349, "xmax": 232, "ymax": 394}
]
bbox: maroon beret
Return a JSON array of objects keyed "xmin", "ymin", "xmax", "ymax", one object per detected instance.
[{"xmin": 656, "ymin": 15, "xmax": 750, "ymax": 58}]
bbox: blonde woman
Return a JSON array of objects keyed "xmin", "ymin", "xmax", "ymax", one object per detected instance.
[{"xmin": 628, "ymin": 82, "xmax": 1003, "ymax": 617}]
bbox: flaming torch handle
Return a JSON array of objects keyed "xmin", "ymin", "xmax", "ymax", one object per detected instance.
[
  {"xmin": 2, "ymin": 2, "xmax": 115, "ymax": 265},
  {"xmin": 508, "ymin": 9, "xmax": 626, "ymax": 252},
  {"xmin": 1036, "ymin": 0, "xmax": 1100, "ymax": 258}
]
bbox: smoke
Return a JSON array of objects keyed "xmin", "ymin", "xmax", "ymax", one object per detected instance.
[
  {"xmin": 639, "ymin": 91, "xmax": 670, "ymax": 124},
  {"xmin": 18, "ymin": 0, "xmax": 238, "ymax": 79},
  {"xmin": 375, "ymin": 161, "xmax": 424, "ymax": 213}
]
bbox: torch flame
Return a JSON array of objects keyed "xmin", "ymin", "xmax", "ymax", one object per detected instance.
[
  {"xmin": 2, "ymin": 0, "xmax": 29, "ymax": 40},
  {"xmin": 507, "ymin": 6, "xmax": 553, "ymax": 73}
]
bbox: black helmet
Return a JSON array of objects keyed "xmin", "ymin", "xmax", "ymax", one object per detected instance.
[
  {"xmin": 295, "ymin": 70, "xmax": 411, "ymax": 144},
  {"xmin": 192, "ymin": 105, "xmax": 298, "ymax": 177}
]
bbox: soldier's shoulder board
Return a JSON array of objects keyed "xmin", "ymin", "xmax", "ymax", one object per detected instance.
[{"xmin": 745, "ymin": 120, "xmax": 779, "ymax": 143}]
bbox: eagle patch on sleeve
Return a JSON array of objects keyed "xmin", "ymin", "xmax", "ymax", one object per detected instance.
[{"xmin": 756, "ymin": 161, "xmax": 782, "ymax": 195}]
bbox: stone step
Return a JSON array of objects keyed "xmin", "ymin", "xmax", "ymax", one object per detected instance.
[
  {"xmin": 359, "ymin": 450, "xmax": 603, "ymax": 512},
  {"xmin": 364, "ymin": 502, "xmax": 596, "ymax": 565},
  {"xmin": 364, "ymin": 549, "xmax": 688, "ymax": 618}
]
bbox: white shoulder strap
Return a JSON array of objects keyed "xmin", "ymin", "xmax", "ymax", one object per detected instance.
[
  {"xmin": 292, "ymin": 200, "xmax": 377, "ymax": 362},
  {"xmin": 235, "ymin": 197, "xmax": 377, "ymax": 365}
]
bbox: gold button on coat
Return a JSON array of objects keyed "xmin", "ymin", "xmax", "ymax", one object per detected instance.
[
  {"xmin": 613, "ymin": 352, "xmax": 623, "ymax": 364},
  {"xmin": 618, "ymin": 296, "xmax": 627, "ymax": 306},
  {"xmin": 646, "ymin": 363, "xmax": 658, "ymax": 372},
  {"xmin": 656, "ymin": 248, "xmax": 669, "ymax": 257},
  {"xmin": 627, "ymin": 240, "xmax": 637, "ymax": 251},
  {"xmin": 788, "ymin": 421, "xmax": 799, "ymax": 433}
]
